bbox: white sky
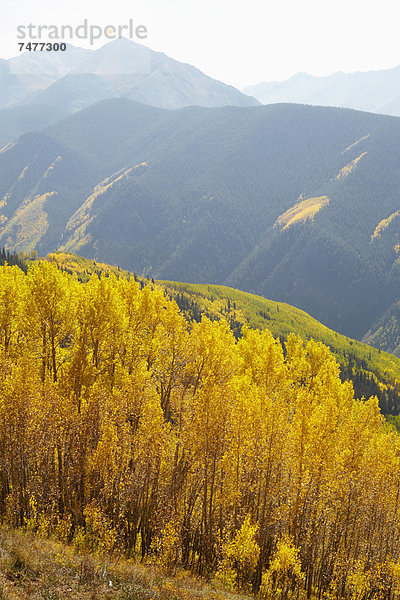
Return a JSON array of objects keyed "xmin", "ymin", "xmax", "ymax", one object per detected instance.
[{"xmin": 3, "ymin": 0, "xmax": 400, "ymax": 88}]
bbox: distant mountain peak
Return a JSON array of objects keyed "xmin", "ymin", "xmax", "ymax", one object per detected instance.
[
  {"xmin": 16, "ymin": 39, "xmax": 259, "ymax": 112},
  {"xmin": 244, "ymin": 65, "xmax": 400, "ymax": 116},
  {"xmin": 0, "ymin": 39, "xmax": 258, "ymax": 119}
]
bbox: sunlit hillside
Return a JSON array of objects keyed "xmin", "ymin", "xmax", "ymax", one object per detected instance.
[
  {"xmin": 45, "ymin": 251, "xmax": 400, "ymax": 414},
  {"xmin": 0, "ymin": 257, "xmax": 400, "ymax": 599}
]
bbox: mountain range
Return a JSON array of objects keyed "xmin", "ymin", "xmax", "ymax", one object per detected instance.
[
  {"xmin": 2, "ymin": 98, "xmax": 400, "ymax": 342},
  {"xmin": 244, "ymin": 67, "xmax": 400, "ymax": 116},
  {"xmin": 0, "ymin": 44, "xmax": 90, "ymax": 108},
  {"xmin": 0, "ymin": 38, "xmax": 258, "ymax": 148}
]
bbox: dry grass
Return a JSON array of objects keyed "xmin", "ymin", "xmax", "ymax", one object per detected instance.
[{"xmin": 0, "ymin": 527, "xmax": 252, "ymax": 600}]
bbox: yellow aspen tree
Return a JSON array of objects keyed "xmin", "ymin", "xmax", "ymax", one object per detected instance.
[
  {"xmin": 0, "ymin": 264, "xmax": 26, "ymax": 357},
  {"xmin": 23, "ymin": 261, "xmax": 79, "ymax": 382}
]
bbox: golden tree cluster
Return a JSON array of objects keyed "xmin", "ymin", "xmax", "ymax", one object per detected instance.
[{"xmin": 0, "ymin": 261, "xmax": 400, "ymax": 599}]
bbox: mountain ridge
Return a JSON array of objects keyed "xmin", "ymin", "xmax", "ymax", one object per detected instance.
[
  {"xmin": 244, "ymin": 65, "xmax": 400, "ymax": 116},
  {"xmin": 2, "ymin": 99, "xmax": 400, "ymax": 341},
  {"xmin": 0, "ymin": 38, "xmax": 258, "ymax": 147}
]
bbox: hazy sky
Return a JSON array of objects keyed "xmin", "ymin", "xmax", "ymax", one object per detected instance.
[{"xmin": 3, "ymin": 0, "xmax": 400, "ymax": 88}]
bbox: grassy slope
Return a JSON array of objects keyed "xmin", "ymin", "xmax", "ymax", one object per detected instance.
[
  {"xmin": 44, "ymin": 252, "xmax": 400, "ymax": 399},
  {"xmin": 0, "ymin": 527, "xmax": 250, "ymax": 600}
]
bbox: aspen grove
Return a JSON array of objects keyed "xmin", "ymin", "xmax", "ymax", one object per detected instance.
[{"xmin": 0, "ymin": 261, "xmax": 400, "ymax": 599}]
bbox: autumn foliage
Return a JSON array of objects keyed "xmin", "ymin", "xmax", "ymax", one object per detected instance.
[{"xmin": 0, "ymin": 261, "xmax": 400, "ymax": 599}]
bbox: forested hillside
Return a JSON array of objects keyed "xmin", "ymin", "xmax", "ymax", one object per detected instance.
[
  {"xmin": 1, "ymin": 260, "xmax": 400, "ymax": 599},
  {"xmin": 3, "ymin": 100, "xmax": 400, "ymax": 340},
  {"xmin": 46, "ymin": 251, "xmax": 400, "ymax": 415},
  {"xmin": 363, "ymin": 299, "xmax": 400, "ymax": 357}
]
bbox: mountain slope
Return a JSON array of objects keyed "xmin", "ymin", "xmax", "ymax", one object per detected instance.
[
  {"xmin": 244, "ymin": 66, "xmax": 400, "ymax": 116},
  {"xmin": 29, "ymin": 38, "xmax": 259, "ymax": 112},
  {"xmin": 3, "ymin": 100, "xmax": 400, "ymax": 339},
  {"xmin": 0, "ymin": 45, "xmax": 91, "ymax": 109},
  {"xmin": 0, "ymin": 39, "xmax": 258, "ymax": 147},
  {"xmin": 0, "ymin": 103, "xmax": 69, "ymax": 149},
  {"xmin": 0, "ymin": 46, "xmax": 91, "ymax": 146},
  {"xmin": 363, "ymin": 298, "xmax": 400, "ymax": 357}
]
